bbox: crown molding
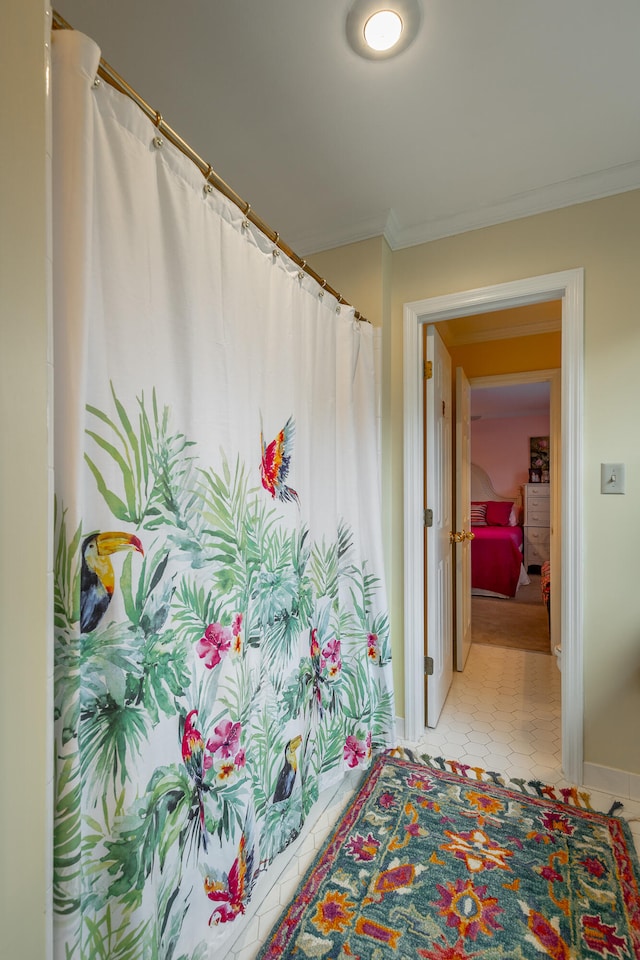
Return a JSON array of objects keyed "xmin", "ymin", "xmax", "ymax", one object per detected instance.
[
  {"xmin": 300, "ymin": 162, "xmax": 640, "ymax": 257},
  {"xmin": 296, "ymin": 210, "xmax": 391, "ymax": 258},
  {"xmin": 448, "ymin": 318, "xmax": 561, "ymax": 346},
  {"xmin": 390, "ymin": 161, "xmax": 640, "ymax": 250}
]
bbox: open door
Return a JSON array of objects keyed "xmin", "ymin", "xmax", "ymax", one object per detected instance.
[
  {"xmin": 424, "ymin": 325, "xmax": 453, "ymax": 727},
  {"xmin": 455, "ymin": 367, "xmax": 473, "ymax": 670}
]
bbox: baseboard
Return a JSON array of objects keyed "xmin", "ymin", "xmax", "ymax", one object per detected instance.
[{"xmin": 583, "ymin": 761, "xmax": 640, "ymax": 801}]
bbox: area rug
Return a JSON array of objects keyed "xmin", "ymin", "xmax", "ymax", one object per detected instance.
[
  {"xmin": 256, "ymin": 749, "xmax": 640, "ymax": 959},
  {"xmin": 472, "ymin": 576, "xmax": 550, "ymax": 654}
]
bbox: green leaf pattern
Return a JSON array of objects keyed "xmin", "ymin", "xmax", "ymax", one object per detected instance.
[{"xmin": 54, "ymin": 385, "xmax": 393, "ymax": 957}]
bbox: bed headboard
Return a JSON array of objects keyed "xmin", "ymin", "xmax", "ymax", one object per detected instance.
[{"xmin": 471, "ymin": 463, "xmax": 522, "ymax": 511}]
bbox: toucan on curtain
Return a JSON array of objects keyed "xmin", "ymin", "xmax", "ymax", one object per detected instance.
[{"xmin": 52, "ymin": 30, "xmax": 394, "ymax": 959}]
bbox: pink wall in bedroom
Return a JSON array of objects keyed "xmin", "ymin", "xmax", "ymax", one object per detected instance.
[{"xmin": 471, "ymin": 414, "xmax": 550, "ymax": 498}]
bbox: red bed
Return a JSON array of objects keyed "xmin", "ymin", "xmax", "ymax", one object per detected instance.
[
  {"xmin": 469, "ymin": 464, "xmax": 526, "ymax": 599},
  {"xmin": 471, "ymin": 524, "xmax": 524, "ymax": 597}
]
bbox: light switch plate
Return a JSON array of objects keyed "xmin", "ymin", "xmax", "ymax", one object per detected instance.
[{"xmin": 601, "ymin": 463, "xmax": 625, "ymax": 494}]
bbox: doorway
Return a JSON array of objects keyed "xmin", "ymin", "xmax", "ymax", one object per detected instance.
[
  {"xmin": 403, "ymin": 269, "xmax": 584, "ymax": 785},
  {"xmin": 468, "ymin": 369, "xmax": 561, "ymax": 652}
]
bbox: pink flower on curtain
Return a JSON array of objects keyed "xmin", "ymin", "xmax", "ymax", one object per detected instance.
[
  {"xmin": 367, "ymin": 633, "xmax": 379, "ymax": 661},
  {"xmin": 322, "ymin": 637, "xmax": 341, "ymax": 664},
  {"xmin": 234, "ymin": 748, "xmax": 246, "ymax": 768},
  {"xmin": 344, "ymin": 735, "xmax": 367, "ymax": 768},
  {"xmin": 322, "ymin": 637, "xmax": 342, "ymax": 677},
  {"xmin": 196, "ymin": 622, "xmax": 232, "ymax": 669},
  {"xmin": 207, "ymin": 720, "xmax": 241, "ymax": 759}
]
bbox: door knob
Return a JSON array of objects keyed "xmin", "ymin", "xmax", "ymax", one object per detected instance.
[{"xmin": 449, "ymin": 530, "xmax": 475, "ymax": 544}]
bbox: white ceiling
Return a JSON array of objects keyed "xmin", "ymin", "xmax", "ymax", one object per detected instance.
[{"xmin": 55, "ymin": 1, "xmax": 640, "ymax": 257}]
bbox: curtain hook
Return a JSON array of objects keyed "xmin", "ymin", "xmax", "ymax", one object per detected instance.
[
  {"xmin": 152, "ymin": 113, "xmax": 164, "ymax": 148},
  {"xmin": 242, "ymin": 202, "xmax": 251, "ymax": 230},
  {"xmin": 272, "ymin": 232, "xmax": 280, "ymax": 257},
  {"xmin": 203, "ymin": 165, "xmax": 214, "ymax": 195},
  {"xmin": 319, "ymin": 279, "xmax": 327, "ymax": 299},
  {"xmin": 297, "ymin": 259, "xmax": 307, "ymax": 281}
]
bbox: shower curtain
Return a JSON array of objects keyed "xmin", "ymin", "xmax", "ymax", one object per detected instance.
[{"xmin": 52, "ymin": 30, "xmax": 394, "ymax": 959}]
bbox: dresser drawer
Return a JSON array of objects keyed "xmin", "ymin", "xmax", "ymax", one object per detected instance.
[
  {"xmin": 526, "ymin": 507, "xmax": 550, "ymax": 526},
  {"xmin": 524, "ymin": 528, "xmax": 550, "ymax": 568},
  {"xmin": 527, "ymin": 494, "xmax": 549, "ymax": 512},
  {"xmin": 526, "ymin": 540, "xmax": 550, "ymax": 566},
  {"xmin": 526, "ymin": 527, "xmax": 549, "ymax": 548}
]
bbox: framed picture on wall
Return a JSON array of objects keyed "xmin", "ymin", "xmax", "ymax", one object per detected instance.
[{"xmin": 530, "ymin": 436, "xmax": 549, "ymax": 480}]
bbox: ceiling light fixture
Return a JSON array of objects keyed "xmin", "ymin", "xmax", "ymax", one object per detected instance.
[
  {"xmin": 364, "ymin": 10, "xmax": 403, "ymax": 51},
  {"xmin": 346, "ymin": 0, "xmax": 422, "ymax": 61}
]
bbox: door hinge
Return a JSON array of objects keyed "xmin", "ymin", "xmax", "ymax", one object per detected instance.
[
  {"xmin": 424, "ymin": 360, "xmax": 432, "ymax": 380},
  {"xmin": 424, "ymin": 508, "xmax": 433, "ymax": 527},
  {"xmin": 424, "ymin": 656, "xmax": 434, "ymax": 676}
]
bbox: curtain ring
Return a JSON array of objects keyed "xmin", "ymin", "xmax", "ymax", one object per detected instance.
[
  {"xmin": 242, "ymin": 202, "xmax": 251, "ymax": 229},
  {"xmin": 272, "ymin": 232, "xmax": 280, "ymax": 257},
  {"xmin": 155, "ymin": 111, "xmax": 163, "ymax": 129},
  {"xmin": 297, "ymin": 260, "xmax": 307, "ymax": 281}
]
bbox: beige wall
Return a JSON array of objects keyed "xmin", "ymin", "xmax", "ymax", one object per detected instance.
[
  {"xmin": 309, "ymin": 190, "xmax": 640, "ymax": 777},
  {"xmin": 0, "ymin": 1, "xmax": 51, "ymax": 957}
]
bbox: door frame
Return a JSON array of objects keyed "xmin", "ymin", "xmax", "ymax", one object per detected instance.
[{"xmin": 403, "ymin": 268, "xmax": 584, "ymax": 785}]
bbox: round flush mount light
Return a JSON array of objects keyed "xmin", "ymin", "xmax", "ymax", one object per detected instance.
[
  {"xmin": 346, "ymin": 0, "xmax": 422, "ymax": 60},
  {"xmin": 364, "ymin": 10, "xmax": 403, "ymax": 51}
]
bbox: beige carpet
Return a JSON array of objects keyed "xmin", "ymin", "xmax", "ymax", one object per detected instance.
[{"xmin": 472, "ymin": 575, "xmax": 551, "ymax": 654}]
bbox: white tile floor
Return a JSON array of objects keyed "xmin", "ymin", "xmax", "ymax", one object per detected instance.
[{"xmin": 225, "ymin": 643, "xmax": 640, "ymax": 959}]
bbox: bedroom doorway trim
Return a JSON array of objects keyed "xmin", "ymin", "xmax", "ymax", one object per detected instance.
[{"xmin": 403, "ymin": 268, "xmax": 584, "ymax": 785}]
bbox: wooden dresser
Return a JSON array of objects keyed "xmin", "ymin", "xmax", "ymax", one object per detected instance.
[{"xmin": 523, "ymin": 483, "xmax": 550, "ymax": 572}]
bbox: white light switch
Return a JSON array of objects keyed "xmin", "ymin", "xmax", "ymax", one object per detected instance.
[{"xmin": 601, "ymin": 463, "xmax": 625, "ymax": 494}]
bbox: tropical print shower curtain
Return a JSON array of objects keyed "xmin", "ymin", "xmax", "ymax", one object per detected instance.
[{"xmin": 52, "ymin": 30, "xmax": 394, "ymax": 959}]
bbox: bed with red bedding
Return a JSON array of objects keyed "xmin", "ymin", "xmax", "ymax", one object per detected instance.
[
  {"xmin": 471, "ymin": 524, "xmax": 524, "ymax": 597},
  {"xmin": 470, "ymin": 464, "xmax": 527, "ymax": 599}
]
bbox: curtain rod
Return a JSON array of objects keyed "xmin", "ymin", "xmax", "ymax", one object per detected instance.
[{"xmin": 51, "ymin": 10, "xmax": 369, "ymax": 324}]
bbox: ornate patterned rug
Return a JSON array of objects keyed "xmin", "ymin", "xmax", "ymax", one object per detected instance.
[{"xmin": 256, "ymin": 749, "xmax": 640, "ymax": 959}]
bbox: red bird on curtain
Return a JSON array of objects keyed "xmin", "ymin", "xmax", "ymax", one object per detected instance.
[{"xmin": 260, "ymin": 415, "xmax": 299, "ymax": 504}]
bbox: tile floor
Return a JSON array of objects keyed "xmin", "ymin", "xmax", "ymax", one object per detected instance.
[{"xmin": 225, "ymin": 642, "xmax": 640, "ymax": 959}]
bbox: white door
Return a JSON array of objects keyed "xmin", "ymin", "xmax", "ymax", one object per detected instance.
[
  {"xmin": 425, "ymin": 326, "xmax": 453, "ymax": 727},
  {"xmin": 455, "ymin": 367, "xmax": 472, "ymax": 671}
]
